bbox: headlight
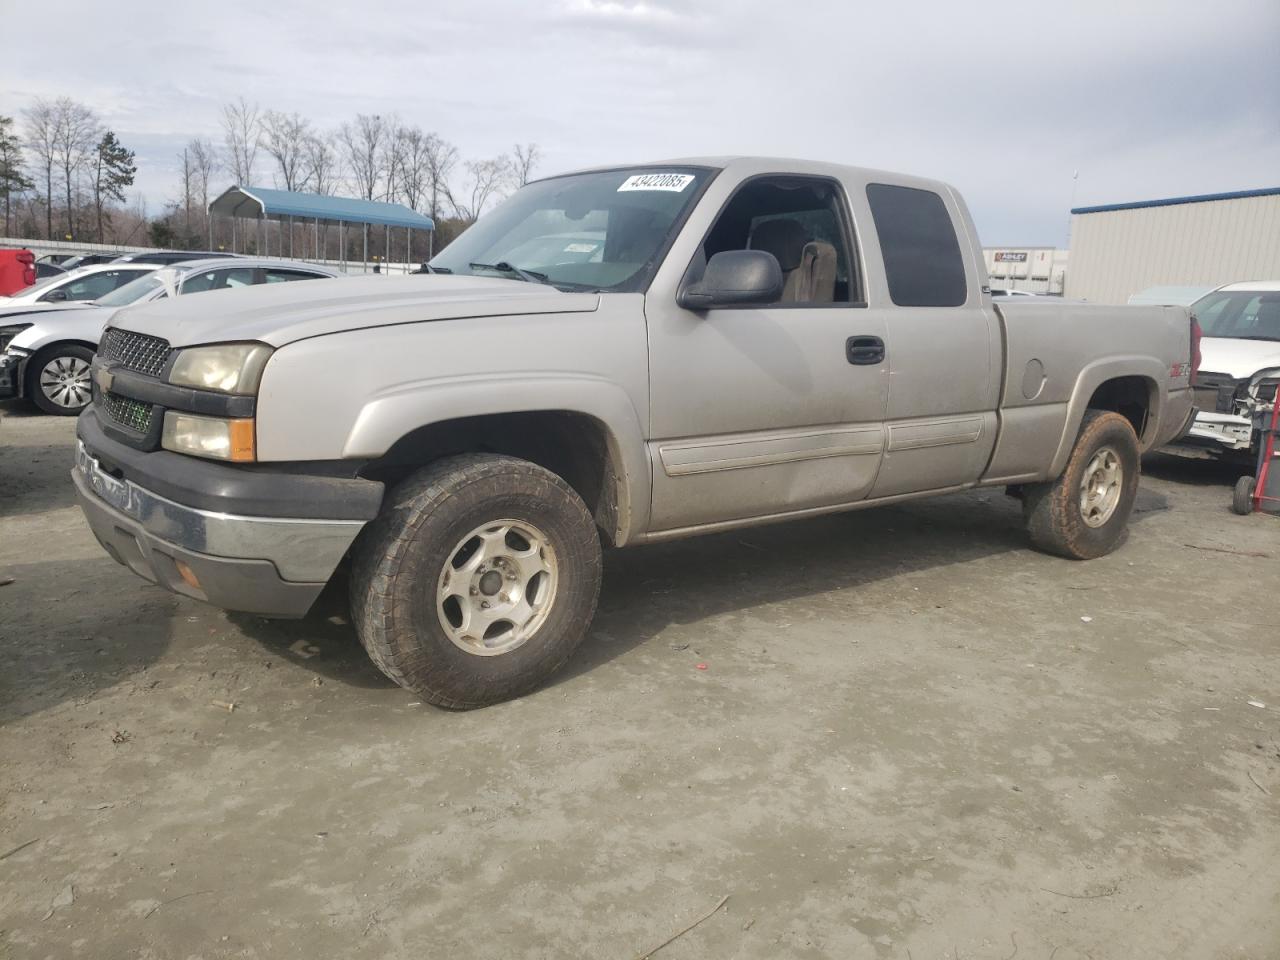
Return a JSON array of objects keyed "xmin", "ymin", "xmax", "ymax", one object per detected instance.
[
  {"xmin": 168, "ymin": 343, "xmax": 272, "ymax": 394},
  {"xmin": 161, "ymin": 412, "xmax": 256, "ymax": 462},
  {"xmin": 1248, "ymin": 367, "xmax": 1280, "ymax": 405},
  {"xmin": 0, "ymin": 323, "xmax": 33, "ymax": 353}
]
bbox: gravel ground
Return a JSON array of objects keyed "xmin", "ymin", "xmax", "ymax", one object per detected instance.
[{"xmin": 1, "ymin": 403, "xmax": 1278, "ymax": 960}]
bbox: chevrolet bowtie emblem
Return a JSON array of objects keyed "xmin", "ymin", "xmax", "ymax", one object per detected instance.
[{"xmin": 94, "ymin": 366, "xmax": 114, "ymax": 392}]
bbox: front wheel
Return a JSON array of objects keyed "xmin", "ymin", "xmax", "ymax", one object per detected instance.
[
  {"xmin": 350, "ymin": 454, "xmax": 603, "ymax": 709},
  {"xmin": 29, "ymin": 344, "xmax": 94, "ymax": 415},
  {"xmin": 1023, "ymin": 410, "xmax": 1141, "ymax": 560}
]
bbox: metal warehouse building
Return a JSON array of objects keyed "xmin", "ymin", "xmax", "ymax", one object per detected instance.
[{"xmin": 1064, "ymin": 187, "xmax": 1280, "ymax": 304}]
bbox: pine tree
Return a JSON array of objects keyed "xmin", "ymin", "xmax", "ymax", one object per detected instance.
[
  {"xmin": 0, "ymin": 116, "xmax": 33, "ymax": 237},
  {"xmin": 92, "ymin": 130, "xmax": 136, "ymax": 243}
]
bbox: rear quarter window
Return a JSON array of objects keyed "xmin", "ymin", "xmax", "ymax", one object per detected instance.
[{"xmin": 866, "ymin": 183, "xmax": 967, "ymax": 307}]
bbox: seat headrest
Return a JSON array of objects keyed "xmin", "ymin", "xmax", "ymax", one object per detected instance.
[{"xmin": 748, "ymin": 218, "xmax": 808, "ymax": 272}]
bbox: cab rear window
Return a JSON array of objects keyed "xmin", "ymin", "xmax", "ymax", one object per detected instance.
[{"xmin": 866, "ymin": 183, "xmax": 967, "ymax": 307}]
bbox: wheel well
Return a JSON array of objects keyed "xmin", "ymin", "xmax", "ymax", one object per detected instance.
[
  {"xmin": 359, "ymin": 411, "xmax": 623, "ymax": 546},
  {"xmin": 1086, "ymin": 376, "xmax": 1154, "ymax": 443}
]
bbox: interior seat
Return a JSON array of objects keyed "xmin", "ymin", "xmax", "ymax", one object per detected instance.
[{"xmin": 748, "ymin": 218, "xmax": 837, "ymax": 303}]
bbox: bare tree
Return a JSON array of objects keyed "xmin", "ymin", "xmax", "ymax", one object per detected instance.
[
  {"xmin": 178, "ymin": 146, "xmax": 194, "ymax": 235},
  {"xmin": 303, "ymin": 134, "xmax": 339, "ymax": 196},
  {"xmin": 337, "ymin": 114, "xmax": 388, "ymax": 264},
  {"xmin": 188, "ymin": 137, "xmax": 218, "ymax": 209},
  {"xmin": 23, "ymin": 99, "xmax": 58, "ymax": 238},
  {"xmin": 53, "ymin": 98, "xmax": 100, "ymax": 238},
  {"xmin": 260, "ymin": 110, "xmax": 311, "ymax": 191},
  {"xmin": 424, "ymin": 134, "xmax": 459, "ymax": 224},
  {"xmin": 337, "ymin": 113, "xmax": 386, "ymax": 201},
  {"xmin": 395, "ymin": 126, "xmax": 433, "ymax": 212},
  {"xmin": 380, "ymin": 117, "xmax": 405, "ymax": 203},
  {"xmin": 451, "ymin": 155, "xmax": 510, "ymax": 221},
  {"xmin": 511, "ymin": 143, "xmax": 540, "ymax": 187},
  {"xmin": 220, "ymin": 97, "xmax": 261, "ymax": 185}
]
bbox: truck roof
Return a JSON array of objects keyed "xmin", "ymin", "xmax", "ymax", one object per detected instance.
[{"xmin": 548, "ymin": 156, "xmax": 959, "ymax": 196}]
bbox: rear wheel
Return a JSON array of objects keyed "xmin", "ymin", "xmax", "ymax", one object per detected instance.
[
  {"xmin": 350, "ymin": 454, "xmax": 602, "ymax": 708},
  {"xmin": 28, "ymin": 344, "xmax": 94, "ymax": 415},
  {"xmin": 1023, "ymin": 410, "xmax": 1141, "ymax": 559}
]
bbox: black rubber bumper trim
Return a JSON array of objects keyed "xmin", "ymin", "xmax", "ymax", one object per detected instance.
[
  {"xmin": 78, "ymin": 407, "xmax": 384, "ymax": 521},
  {"xmin": 0, "ymin": 353, "xmax": 19, "ymax": 398},
  {"xmin": 92, "ymin": 359, "xmax": 256, "ymax": 418}
]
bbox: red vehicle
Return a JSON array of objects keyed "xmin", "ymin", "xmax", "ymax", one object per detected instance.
[{"xmin": 0, "ymin": 249, "xmax": 37, "ymax": 296}]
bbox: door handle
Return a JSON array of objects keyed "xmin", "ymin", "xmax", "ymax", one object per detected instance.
[{"xmin": 846, "ymin": 335, "xmax": 885, "ymax": 365}]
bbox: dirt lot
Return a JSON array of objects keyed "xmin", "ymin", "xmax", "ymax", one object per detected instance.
[{"xmin": 1, "ymin": 404, "xmax": 1278, "ymax": 960}]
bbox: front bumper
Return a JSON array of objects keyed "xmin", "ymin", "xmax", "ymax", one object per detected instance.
[
  {"xmin": 0, "ymin": 350, "xmax": 23, "ymax": 399},
  {"xmin": 1182, "ymin": 410, "xmax": 1254, "ymax": 452},
  {"xmin": 74, "ymin": 413, "xmax": 383, "ymax": 618}
]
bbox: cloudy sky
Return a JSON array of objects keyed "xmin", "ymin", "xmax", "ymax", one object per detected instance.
[{"xmin": 3, "ymin": 0, "xmax": 1277, "ymax": 245}]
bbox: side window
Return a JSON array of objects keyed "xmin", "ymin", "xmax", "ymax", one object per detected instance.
[
  {"xmin": 180, "ymin": 268, "xmax": 256, "ymax": 294},
  {"xmin": 215, "ymin": 268, "xmax": 256, "ymax": 289},
  {"xmin": 698, "ymin": 176, "xmax": 859, "ymax": 305},
  {"xmin": 263, "ymin": 269, "xmax": 326, "ymax": 283},
  {"xmin": 180, "ymin": 270, "xmax": 221, "ymax": 294},
  {"xmin": 106, "ymin": 271, "xmax": 143, "ymax": 292},
  {"xmin": 50, "ymin": 271, "xmax": 123, "ymax": 301},
  {"xmin": 866, "ymin": 183, "xmax": 967, "ymax": 307}
]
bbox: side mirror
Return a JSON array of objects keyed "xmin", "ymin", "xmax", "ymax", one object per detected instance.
[
  {"xmin": 678, "ymin": 250, "xmax": 783, "ymax": 310},
  {"xmin": 42, "ymin": 289, "xmax": 69, "ymax": 302}
]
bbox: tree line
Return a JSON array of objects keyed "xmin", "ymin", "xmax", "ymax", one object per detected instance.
[
  {"xmin": 0, "ymin": 94, "xmax": 541, "ymax": 263},
  {"xmin": 1, "ymin": 99, "xmax": 137, "ymax": 243}
]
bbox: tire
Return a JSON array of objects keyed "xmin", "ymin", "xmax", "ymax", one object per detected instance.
[
  {"xmin": 1023, "ymin": 410, "xmax": 1141, "ymax": 560},
  {"xmin": 1232, "ymin": 476, "xmax": 1256, "ymax": 516},
  {"xmin": 349, "ymin": 454, "xmax": 602, "ymax": 709},
  {"xmin": 28, "ymin": 344, "xmax": 94, "ymax": 415}
]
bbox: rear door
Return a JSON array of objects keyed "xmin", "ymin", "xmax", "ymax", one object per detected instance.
[{"xmin": 859, "ymin": 182, "xmax": 1001, "ymax": 497}]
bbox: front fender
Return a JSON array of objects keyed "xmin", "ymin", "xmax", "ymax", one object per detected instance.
[{"xmin": 342, "ymin": 373, "xmax": 651, "ymax": 540}]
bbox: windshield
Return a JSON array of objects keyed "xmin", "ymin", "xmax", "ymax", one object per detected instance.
[
  {"xmin": 96, "ymin": 271, "xmax": 172, "ymax": 307},
  {"xmin": 1193, "ymin": 289, "xmax": 1280, "ymax": 342},
  {"xmin": 429, "ymin": 166, "xmax": 712, "ymax": 291}
]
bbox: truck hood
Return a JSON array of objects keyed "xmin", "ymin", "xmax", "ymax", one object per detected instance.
[
  {"xmin": 109, "ymin": 274, "xmax": 601, "ymax": 348},
  {"xmin": 1199, "ymin": 337, "xmax": 1280, "ymax": 379}
]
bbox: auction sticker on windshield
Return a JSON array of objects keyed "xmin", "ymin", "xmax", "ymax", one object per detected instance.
[{"xmin": 617, "ymin": 173, "xmax": 695, "ymax": 192}]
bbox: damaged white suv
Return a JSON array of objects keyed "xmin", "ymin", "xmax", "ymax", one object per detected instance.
[{"xmin": 1181, "ymin": 282, "xmax": 1280, "ymax": 460}]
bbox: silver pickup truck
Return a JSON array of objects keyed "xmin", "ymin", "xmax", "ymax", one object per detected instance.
[{"xmin": 73, "ymin": 157, "xmax": 1198, "ymax": 708}]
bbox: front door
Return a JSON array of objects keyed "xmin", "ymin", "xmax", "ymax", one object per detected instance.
[{"xmin": 644, "ymin": 174, "xmax": 888, "ymax": 532}]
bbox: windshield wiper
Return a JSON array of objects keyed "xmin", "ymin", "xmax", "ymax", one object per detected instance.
[{"xmin": 468, "ymin": 261, "xmax": 549, "ymax": 284}]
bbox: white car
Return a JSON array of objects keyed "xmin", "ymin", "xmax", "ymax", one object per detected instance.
[
  {"xmin": 0, "ymin": 258, "xmax": 341, "ymax": 415},
  {"xmin": 1178, "ymin": 281, "xmax": 1280, "ymax": 459},
  {"xmin": 0, "ymin": 262, "xmax": 157, "ymax": 316}
]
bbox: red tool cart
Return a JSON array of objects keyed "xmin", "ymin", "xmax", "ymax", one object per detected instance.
[{"xmin": 1231, "ymin": 367, "xmax": 1280, "ymax": 516}]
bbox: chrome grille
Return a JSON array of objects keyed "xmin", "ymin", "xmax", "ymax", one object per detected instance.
[
  {"xmin": 101, "ymin": 391, "xmax": 154, "ymax": 433},
  {"xmin": 99, "ymin": 328, "xmax": 171, "ymax": 377}
]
